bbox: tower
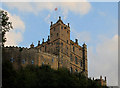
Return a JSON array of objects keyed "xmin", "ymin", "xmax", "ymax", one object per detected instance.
[
  {"xmin": 82, "ymin": 43, "xmax": 88, "ymax": 76},
  {"xmin": 50, "ymin": 16, "xmax": 70, "ymax": 68}
]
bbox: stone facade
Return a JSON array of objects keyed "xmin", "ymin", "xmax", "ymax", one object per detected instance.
[
  {"xmin": 94, "ymin": 76, "xmax": 107, "ymax": 86},
  {"xmin": 2, "ymin": 16, "xmax": 88, "ymax": 77}
]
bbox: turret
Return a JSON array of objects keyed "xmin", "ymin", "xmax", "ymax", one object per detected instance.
[
  {"xmin": 82, "ymin": 43, "xmax": 88, "ymax": 77},
  {"xmin": 38, "ymin": 41, "xmax": 40, "ymax": 46},
  {"xmin": 47, "ymin": 36, "xmax": 50, "ymax": 41},
  {"xmin": 75, "ymin": 39, "xmax": 78, "ymax": 44},
  {"xmin": 30, "ymin": 42, "xmax": 34, "ymax": 48},
  {"xmin": 42, "ymin": 38, "xmax": 44, "ymax": 43}
]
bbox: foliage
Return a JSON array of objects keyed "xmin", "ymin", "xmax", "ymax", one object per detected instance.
[
  {"xmin": 2, "ymin": 61, "xmax": 109, "ymax": 88},
  {"xmin": 0, "ymin": 9, "xmax": 13, "ymax": 46}
]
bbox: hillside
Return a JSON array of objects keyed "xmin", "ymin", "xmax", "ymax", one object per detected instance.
[{"xmin": 2, "ymin": 61, "xmax": 108, "ymax": 88}]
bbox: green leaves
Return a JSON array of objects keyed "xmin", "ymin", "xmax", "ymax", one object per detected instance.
[
  {"xmin": 2, "ymin": 61, "xmax": 108, "ymax": 88},
  {"xmin": 0, "ymin": 9, "xmax": 13, "ymax": 46}
]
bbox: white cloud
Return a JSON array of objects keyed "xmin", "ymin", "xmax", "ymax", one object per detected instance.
[
  {"xmin": 4, "ymin": 2, "xmax": 91, "ymax": 20},
  {"xmin": 4, "ymin": 11, "xmax": 25, "ymax": 46},
  {"xmin": 44, "ymin": 14, "xmax": 51, "ymax": 24},
  {"xmin": 88, "ymin": 34, "xmax": 118, "ymax": 86},
  {"xmin": 71, "ymin": 28, "xmax": 91, "ymax": 43}
]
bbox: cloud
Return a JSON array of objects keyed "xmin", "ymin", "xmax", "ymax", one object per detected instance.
[
  {"xmin": 4, "ymin": 1, "xmax": 91, "ymax": 19},
  {"xmin": 88, "ymin": 34, "xmax": 118, "ymax": 86},
  {"xmin": 71, "ymin": 28, "xmax": 91, "ymax": 43},
  {"xmin": 44, "ymin": 14, "xmax": 51, "ymax": 24},
  {"xmin": 4, "ymin": 11, "xmax": 25, "ymax": 46}
]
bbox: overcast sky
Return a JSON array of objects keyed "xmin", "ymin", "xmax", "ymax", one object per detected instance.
[{"xmin": 1, "ymin": 2, "xmax": 118, "ymax": 86}]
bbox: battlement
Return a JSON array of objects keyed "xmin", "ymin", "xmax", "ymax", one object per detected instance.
[{"xmin": 70, "ymin": 40, "xmax": 84, "ymax": 49}]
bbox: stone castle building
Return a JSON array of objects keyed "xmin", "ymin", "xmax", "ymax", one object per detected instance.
[
  {"xmin": 2, "ymin": 17, "xmax": 107, "ymax": 85},
  {"xmin": 3, "ymin": 16, "xmax": 88, "ymax": 76}
]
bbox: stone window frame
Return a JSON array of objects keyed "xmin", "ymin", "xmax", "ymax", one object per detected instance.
[
  {"xmin": 22, "ymin": 59, "xmax": 25, "ymax": 64},
  {"xmin": 31, "ymin": 59, "xmax": 34, "ymax": 64},
  {"xmin": 75, "ymin": 56, "xmax": 78, "ymax": 64}
]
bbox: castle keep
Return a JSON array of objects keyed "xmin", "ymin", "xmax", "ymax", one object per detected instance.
[{"xmin": 3, "ymin": 16, "xmax": 88, "ymax": 76}]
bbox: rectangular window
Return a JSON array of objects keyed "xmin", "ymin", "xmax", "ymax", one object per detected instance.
[
  {"xmin": 73, "ymin": 46, "xmax": 75, "ymax": 52},
  {"xmin": 61, "ymin": 26, "xmax": 63, "ymax": 29},
  {"xmin": 80, "ymin": 60, "xmax": 83, "ymax": 67},
  {"xmin": 54, "ymin": 28, "xmax": 55, "ymax": 31},
  {"xmin": 22, "ymin": 59, "xmax": 25, "ymax": 64},
  {"xmin": 75, "ymin": 57, "xmax": 78, "ymax": 64},
  {"xmin": 70, "ymin": 54, "xmax": 72, "ymax": 61},
  {"xmin": 31, "ymin": 60, "xmax": 34, "ymax": 64}
]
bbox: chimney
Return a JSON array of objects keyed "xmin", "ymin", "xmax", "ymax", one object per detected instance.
[
  {"xmin": 75, "ymin": 39, "xmax": 78, "ymax": 44},
  {"xmin": 48, "ymin": 36, "xmax": 50, "ymax": 41},
  {"xmin": 100, "ymin": 76, "xmax": 102, "ymax": 80},
  {"xmin": 68, "ymin": 23, "xmax": 69, "ymax": 27},
  {"xmin": 59, "ymin": 16, "xmax": 61, "ymax": 20},
  {"xmin": 105, "ymin": 76, "xmax": 106, "ymax": 81},
  {"xmin": 51, "ymin": 21, "xmax": 53, "ymax": 26},
  {"xmin": 42, "ymin": 38, "xmax": 44, "ymax": 43},
  {"xmin": 38, "ymin": 41, "xmax": 40, "ymax": 46},
  {"xmin": 30, "ymin": 42, "xmax": 34, "ymax": 48}
]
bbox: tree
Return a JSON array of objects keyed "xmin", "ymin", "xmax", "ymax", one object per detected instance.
[{"xmin": 0, "ymin": 9, "xmax": 13, "ymax": 47}]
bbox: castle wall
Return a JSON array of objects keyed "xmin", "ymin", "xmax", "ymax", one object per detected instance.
[{"xmin": 2, "ymin": 47, "xmax": 58, "ymax": 70}]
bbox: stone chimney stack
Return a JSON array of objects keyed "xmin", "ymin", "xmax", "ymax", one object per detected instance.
[
  {"xmin": 42, "ymin": 38, "xmax": 44, "ymax": 43},
  {"xmin": 100, "ymin": 76, "xmax": 102, "ymax": 80},
  {"xmin": 38, "ymin": 41, "xmax": 40, "ymax": 46},
  {"xmin": 68, "ymin": 23, "xmax": 69, "ymax": 27},
  {"xmin": 48, "ymin": 36, "xmax": 50, "ymax": 41},
  {"xmin": 59, "ymin": 16, "xmax": 61, "ymax": 20},
  {"xmin": 51, "ymin": 21, "xmax": 53, "ymax": 26},
  {"xmin": 105, "ymin": 76, "xmax": 106, "ymax": 81},
  {"xmin": 75, "ymin": 39, "xmax": 78, "ymax": 44}
]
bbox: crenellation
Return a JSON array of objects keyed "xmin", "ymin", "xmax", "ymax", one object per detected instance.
[{"xmin": 2, "ymin": 16, "xmax": 107, "ymax": 86}]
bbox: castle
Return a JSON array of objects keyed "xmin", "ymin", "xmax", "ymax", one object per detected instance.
[{"xmin": 2, "ymin": 16, "xmax": 107, "ymax": 86}]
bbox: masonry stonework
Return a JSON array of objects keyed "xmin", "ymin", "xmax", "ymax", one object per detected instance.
[{"xmin": 3, "ymin": 16, "xmax": 88, "ymax": 77}]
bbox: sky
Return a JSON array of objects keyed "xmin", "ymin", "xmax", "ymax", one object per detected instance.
[{"xmin": 1, "ymin": 1, "xmax": 118, "ymax": 86}]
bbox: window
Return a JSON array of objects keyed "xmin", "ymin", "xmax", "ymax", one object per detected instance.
[
  {"xmin": 10, "ymin": 57, "xmax": 14, "ymax": 63},
  {"xmin": 73, "ymin": 46, "xmax": 75, "ymax": 52},
  {"xmin": 80, "ymin": 60, "xmax": 83, "ymax": 67},
  {"xmin": 70, "ymin": 54, "xmax": 73, "ymax": 61},
  {"xmin": 61, "ymin": 26, "xmax": 63, "ymax": 29},
  {"xmin": 67, "ymin": 40, "xmax": 68, "ymax": 44},
  {"xmin": 31, "ymin": 60, "xmax": 34, "ymax": 64},
  {"xmin": 51, "ymin": 34, "xmax": 53, "ymax": 37},
  {"xmin": 54, "ymin": 28, "xmax": 55, "ymax": 31},
  {"xmin": 64, "ymin": 27, "xmax": 66, "ymax": 29},
  {"xmin": 75, "ymin": 69, "xmax": 78, "ymax": 73},
  {"xmin": 57, "ymin": 33, "xmax": 59, "ymax": 36},
  {"xmin": 75, "ymin": 57, "xmax": 78, "ymax": 64},
  {"xmin": 70, "ymin": 67, "xmax": 73, "ymax": 73},
  {"xmin": 22, "ymin": 59, "xmax": 25, "ymax": 64},
  {"xmin": 67, "ymin": 31, "xmax": 69, "ymax": 33},
  {"xmin": 61, "ymin": 56, "xmax": 63, "ymax": 64},
  {"xmin": 52, "ymin": 58, "xmax": 54, "ymax": 63},
  {"xmin": 45, "ymin": 46, "xmax": 47, "ymax": 52},
  {"xmin": 42, "ymin": 62, "xmax": 44, "ymax": 66},
  {"xmin": 61, "ymin": 42, "xmax": 63, "ymax": 46}
]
